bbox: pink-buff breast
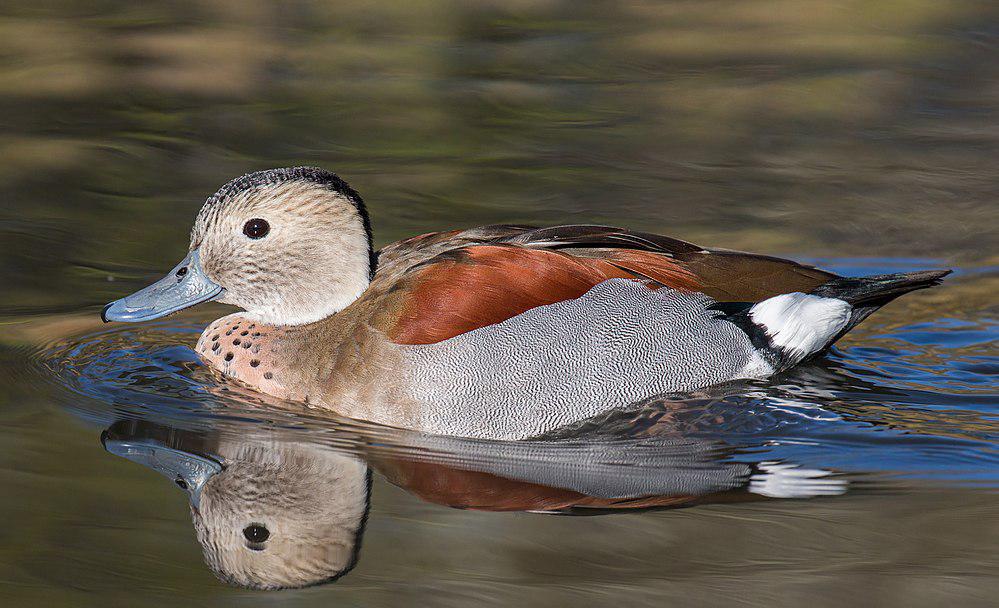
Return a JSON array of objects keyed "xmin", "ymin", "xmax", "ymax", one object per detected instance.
[{"xmin": 195, "ymin": 314, "xmax": 302, "ymax": 401}]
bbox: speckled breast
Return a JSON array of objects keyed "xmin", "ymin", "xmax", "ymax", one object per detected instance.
[{"xmin": 195, "ymin": 313, "xmax": 298, "ymax": 401}]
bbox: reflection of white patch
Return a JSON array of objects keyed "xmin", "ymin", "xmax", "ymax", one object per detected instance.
[
  {"xmin": 750, "ymin": 293, "xmax": 851, "ymax": 361},
  {"xmin": 749, "ymin": 461, "xmax": 847, "ymax": 498},
  {"xmin": 763, "ymin": 397, "xmax": 842, "ymax": 421}
]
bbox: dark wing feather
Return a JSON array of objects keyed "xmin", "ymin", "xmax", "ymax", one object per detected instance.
[
  {"xmin": 679, "ymin": 250, "xmax": 836, "ymax": 301},
  {"xmin": 494, "ymin": 224, "xmax": 837, "ymax": 301},
  {"xmin": 497, "ymin": 225, "xmax": 704, "ymax": 256}
]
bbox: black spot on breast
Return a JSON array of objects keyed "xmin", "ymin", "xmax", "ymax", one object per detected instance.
[
  {"xmin": 263, "ymin": 372, "xmax": 273, "ymax": 379},
  {"xmin": 242, "ymin": 342, "xmax": 251, "ymax": 349},
  {"xmin": 240, "ymin": 330, "xmax": 248, "ymax": 336},
  {"xmin": 233, "ymin": 338, "xmax": 240, "ymax": 345},
  {"xmin": 225, "ymin": 352, "xmax": 234, "ymax": 362},
  {"xmin": 250, "ymin": 359, "xmax": 260, "ymax": 367},
  {"xmin": 212, "ymin": 335, "xmax": 219, "ymax": 341}
]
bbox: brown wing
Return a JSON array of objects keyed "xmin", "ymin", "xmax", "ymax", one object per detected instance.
[
  {"xmin": 374, "ymin": 456, "xmax": 705, "ymax": 512},
  {"xmin": 389, "ymin": 244, "xmax": 699, "ymax": 345},
  {"xmin": 493, "ymin": 225, "xmax": 837, "ymax": 301},
  {"xmin": 374, "ymin": 224, "xmax": 838, "ymax": 345},
  {"xmin": 374, "ymin": 224, "xmax": 536, "ymax": 275}
]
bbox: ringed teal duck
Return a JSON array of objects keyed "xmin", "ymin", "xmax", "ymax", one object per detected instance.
[{"xmin": 103, "ymin": 167, "xmax": 949, "ymax": 439}]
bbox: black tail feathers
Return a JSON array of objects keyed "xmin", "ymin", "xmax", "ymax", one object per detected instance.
[
  {"xmin": 809, "ymin": 269, "xmax": 951, "ymax": 340},
  {"xmin": 808, "ymin": 269, "xmax": 951, "ymax": 308}
]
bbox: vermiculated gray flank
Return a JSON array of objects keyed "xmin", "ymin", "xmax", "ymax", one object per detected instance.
[{"xmin": 404, "ymin": 278, "xmax": 771, "ymax": 439}]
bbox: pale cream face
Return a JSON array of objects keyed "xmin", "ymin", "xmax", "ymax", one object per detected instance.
[
  {"xmin": 191, "ymin": 443, "xmax": 370, "ymax": 590},
  {"xmin": 191, "ymin": 176, "xmax": 373, "ymax": 326}
]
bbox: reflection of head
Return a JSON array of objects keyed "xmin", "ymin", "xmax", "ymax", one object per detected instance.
[{"xmin": 191, "ymin": 442, "xmax": 371, "ymax": 589}]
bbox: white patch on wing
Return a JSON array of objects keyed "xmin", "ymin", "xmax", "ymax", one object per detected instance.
[{"xmin": 750, "ymin": 293, "xmax": 851, "ymax": 361}]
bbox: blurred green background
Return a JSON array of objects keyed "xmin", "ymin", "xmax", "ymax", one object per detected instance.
[{"xmin": 2, "ymin": 0, "xmax": 997, "ymax": 316}]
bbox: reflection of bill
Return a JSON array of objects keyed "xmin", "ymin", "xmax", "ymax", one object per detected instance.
[{"xmin": 100, "ymin": 412, "xmax": 845, "ymax": 590}]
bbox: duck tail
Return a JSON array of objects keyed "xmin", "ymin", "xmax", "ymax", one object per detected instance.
[
  {"xmin": 808, "ymin": 269, "xmax": 952, "ymax": 309},
  {"xmin": 719, "ymin": 269, "xmax": 951, "ymax": 371},
  {"xmin": 809, "ymin": 269, "xmax": 952, "ymax": 336}
]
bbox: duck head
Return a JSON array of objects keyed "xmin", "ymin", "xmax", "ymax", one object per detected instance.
[{"xmin": 103, "ymin": 167, "xmax": 375, "ymax": 326}]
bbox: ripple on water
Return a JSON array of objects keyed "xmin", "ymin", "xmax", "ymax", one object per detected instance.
[{"xmin": 31, "ymin": 308, "xmax": 999, "ymax": 489}]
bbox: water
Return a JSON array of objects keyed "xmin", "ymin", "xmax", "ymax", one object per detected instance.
[{"xmin": 2, "ymin": 0, "xmax": 998, "ymax": 605}]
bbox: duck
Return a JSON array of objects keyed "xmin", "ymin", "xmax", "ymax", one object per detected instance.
[{"xmin": 102, "ymin": 166, "xmax": 950, "ymax": 440}]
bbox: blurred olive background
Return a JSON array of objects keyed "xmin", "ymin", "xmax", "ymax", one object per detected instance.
[
  {"xmin": 0, "ymin": 1, "xmax": 997, "ymax": 606},
  {"xmin": 2, "ymin": 0, "xmax": 998, "ymax": 316}
]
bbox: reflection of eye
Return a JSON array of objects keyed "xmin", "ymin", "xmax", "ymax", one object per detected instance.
[
  {"xmin": 174, "ymin": 476, "xmax": 188, "ymax": 490},
  {"xmin": 243, "ymin": 524, "xmax": 270, "ymax": 544},
  {"xmin": 243, "ymin": 218, "xmax": 270, "ymax": 239}
]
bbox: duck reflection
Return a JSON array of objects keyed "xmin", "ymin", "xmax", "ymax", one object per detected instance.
[
  {"xmin": 100, "ymin": 398, "xmax": 845, "ymax": 590},
  {"xmin": 102, "ymin": 420, "xmax": 370, "ymax": 589}
]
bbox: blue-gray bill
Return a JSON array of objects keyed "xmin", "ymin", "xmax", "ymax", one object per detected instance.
[
  {"xmin": 102, "ymin": 249, "xmax": 224, "ymax": 322},
  {"xmin": 101, "ymin": 433, "xmax": 222, "ymax": 509}
]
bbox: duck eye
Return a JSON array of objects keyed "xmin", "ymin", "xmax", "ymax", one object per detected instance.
[
  {"xmin": 242, "ymin": 218, "xmax": 269, "ymax": 239},
  {"xmin": 243, "ymin": 523, "xmax": 270, "ymax": 544}
]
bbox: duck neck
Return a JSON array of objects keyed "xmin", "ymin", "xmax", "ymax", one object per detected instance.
[{"xmin": 243, "ymin": 278, "xmax": 371, "ymax": 327}]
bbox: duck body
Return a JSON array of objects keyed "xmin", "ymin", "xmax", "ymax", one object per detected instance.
[{"xmin": 105, "ymin": 168, "xmax": 949, "ymax": 440}]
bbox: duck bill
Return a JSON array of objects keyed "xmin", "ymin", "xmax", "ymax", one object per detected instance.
[
  {"xmin": 101, "ymin": 432, "xmax": 222, "ymax": 509},
  {"xmin": 102, "ymin": 249, "xmax": 224, "ymax": 323}
]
